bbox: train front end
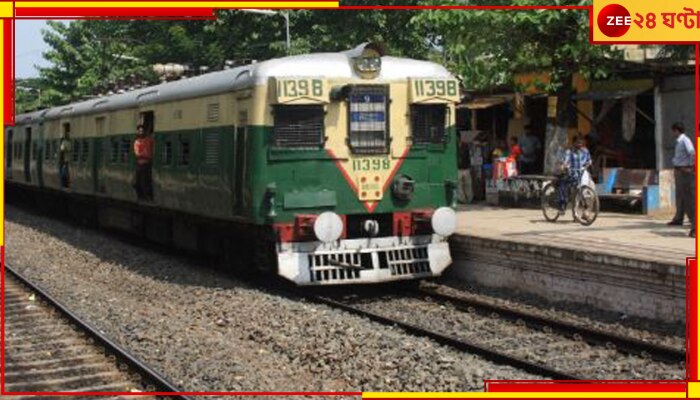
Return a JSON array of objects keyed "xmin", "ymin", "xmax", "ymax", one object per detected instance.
[{"xmin": 256, "ymin": 43, "xmax": 460, "ymax": 285}]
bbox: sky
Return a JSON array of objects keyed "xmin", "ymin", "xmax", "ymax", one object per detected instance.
[{"xmin": 15, "ymin": 20, "xmax": 51, "ymax": 79}]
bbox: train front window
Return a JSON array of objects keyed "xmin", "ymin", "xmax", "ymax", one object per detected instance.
[
  {"xmin": 411, "ymin": 104, "xmax": 447, "ymax": 145},
  {"xmin": 272, "ymin": 105, "xmax": 324, "ymax": 149},
  {"xmin": 348, "ymin": 85, "xmax": 389, "ymax": 154}
]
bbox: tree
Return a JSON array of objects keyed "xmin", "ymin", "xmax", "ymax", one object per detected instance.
[
  {"xmin": 34, "ymin": 8, "xmax": 432, "ymax": 107},
  {"xmin": 290, "ymin": 1, "xmax": 430, "ymax": 58},
  {"xmin": 39, "ymin": 20, "xmax": 154, "ymax": 104},
  {"xmin": 413, "ymin": 0, "xmax": 623, "ymax": 172},
  {"xmin": 15, "ymin": 78, "xmax": 43, "ymax": 114}
]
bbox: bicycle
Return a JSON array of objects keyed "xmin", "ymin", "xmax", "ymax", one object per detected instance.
[{"xmin": 541, "ymin": 167, "xmax": 599, "ymax": 226}]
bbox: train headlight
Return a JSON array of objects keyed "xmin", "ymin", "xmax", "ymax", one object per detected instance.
[
  {"xmin": 355, "ymin": 56, "xmax": 381, "ymax": 73},
  {"xmin": 431, "ymin": 207, "xmax": 457, "ymax": 237},
  {"xmin": 314, "ymin": 212, "xmax": 344, "ymax": 243},
  {"xmin": 352, "ymin": 43, "xmax": 384, "ymax": 79}
]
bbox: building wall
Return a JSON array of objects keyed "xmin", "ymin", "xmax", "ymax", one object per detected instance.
[{"xmin": 655, "ymin": 75, "xmax": 695, "ymax": 170}]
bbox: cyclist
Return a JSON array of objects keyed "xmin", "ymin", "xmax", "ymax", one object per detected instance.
[{"xmin": 556, "ymin": 135, "xmax": 591, "ymax": 215}]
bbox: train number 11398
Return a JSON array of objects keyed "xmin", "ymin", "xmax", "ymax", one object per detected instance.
[
  {"xmin": 277, "ymin": 79, "xmax": 324, "ymax": 98},
  {"xmin": 352, "ymin": 158, "xmax": 391, "ymax": 171},
  {"xmin": 412, "ymin": 79, "xmax": 458, "ymax": 98}
]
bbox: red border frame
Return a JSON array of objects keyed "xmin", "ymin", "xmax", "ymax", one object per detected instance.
[{"xmin": 3, "ymin": 3, "xmax": 699, "ymax": 398}]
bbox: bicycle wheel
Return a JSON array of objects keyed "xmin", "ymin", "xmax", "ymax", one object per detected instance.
[
  {"xmin": 541, "ymin": 182, "xmax": 560, "ymax": 222},
  {"xmin": 573, "ymin": 186, "xmax": 599, "ymax": 226}
]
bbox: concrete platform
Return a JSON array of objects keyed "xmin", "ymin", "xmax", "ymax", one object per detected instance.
[{"xmin": 448, "ymin": 205, "xmax": 693, "ymax": 323}]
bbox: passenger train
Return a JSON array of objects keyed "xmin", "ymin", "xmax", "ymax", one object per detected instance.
[{"xmin": 6, "ymin": 43, "xmax": 460, "ymax": 285}]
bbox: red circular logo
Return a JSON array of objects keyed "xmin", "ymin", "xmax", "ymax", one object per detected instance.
[{"xmin": 597, "ymin": 4, "xmax": 631, "ymax": 37}]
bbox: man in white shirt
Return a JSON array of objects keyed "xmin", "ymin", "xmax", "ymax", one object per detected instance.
[{"xmin": 667, "ymin": 122, "xmax": 695, "ymax": 237}]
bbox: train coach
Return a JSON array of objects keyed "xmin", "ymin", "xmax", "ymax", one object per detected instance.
[{"xmin": 6, "ymin": 43, "xmax": 461, "ymax": 285}]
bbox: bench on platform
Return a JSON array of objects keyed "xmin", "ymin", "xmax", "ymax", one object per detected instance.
[{"xmin": 597, "ymin": 168, "xmax": 659, "ymax": 214}]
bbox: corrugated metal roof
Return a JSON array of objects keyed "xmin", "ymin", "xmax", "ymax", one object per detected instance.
[
  {"xmin": 571, "ymin": 88, "xmax": 650, "ymax": 101},
  {"xmin": 16, "ymin": 49, "xmax": 454, "ymax": 123},
  {"xmin": 457, "ymin": 96, "xmax": 509, "ymax": 110}
]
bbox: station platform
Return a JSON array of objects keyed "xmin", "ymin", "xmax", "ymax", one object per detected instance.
[{"xmin": 448, "ymin": 205, "xmax": 693, "ymax": 323}]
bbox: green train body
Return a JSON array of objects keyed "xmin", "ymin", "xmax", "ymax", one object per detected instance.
[{"xmin": 6, "ymin": 44, "xmax": 460, "ymax": 285}]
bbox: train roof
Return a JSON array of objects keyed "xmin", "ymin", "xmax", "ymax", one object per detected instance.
[{"xmin": 15, "ymin": 46, "xmax": 455, "ymax": 123}]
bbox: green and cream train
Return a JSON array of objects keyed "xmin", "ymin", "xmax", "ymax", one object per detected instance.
[{"xmin": 6, "ymin": 43, "xmax": 460, "ymax": 285}]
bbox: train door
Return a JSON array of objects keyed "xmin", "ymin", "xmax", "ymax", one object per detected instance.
[
  {"xmin": 93, "ymin": 116, "xmax": 106, "ymax": 192},
  {"xmin": 138, "ymin": 110, "xmax": 155, "ymax": 200},
  {"xmin": 6, "ymin": 128, "xmax": 13, "ymax": 179},
  {"xmin": 37, "ymin": 121, "xmax": 44, "ymax": 187},
  {"xmin": 24, "ymin": 126, "xmax": 32, "ymax": 182},
  {"xmin": 60, "ymin": 122, "xmax": 71, "ymax": 188},
  {"xmin": 234, "ymin": 111, "xmax": 248, "ymax": 214}
]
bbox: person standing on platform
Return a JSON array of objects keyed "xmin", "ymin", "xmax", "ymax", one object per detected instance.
[
  {"xmin": 667, "ymin": 122, "xmax": 696, "ymax": 237},
  {"xmin": 509, "ymin": 136, "xmax": 522, "ymax": 161}
]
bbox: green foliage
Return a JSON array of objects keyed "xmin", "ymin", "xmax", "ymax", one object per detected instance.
[
  {"xmin": 15, "ymin": 78, "xmax": 43, "ymax": 114},
  {"xmin": 39, "ymin": 21, "xmax": 155, "ymax": 105},
  {"xmin": 30, "ymin": 5, "xmax": 684, "ymax": 114},
  {"xmin": 34, "ymin": 7, "xmax": 431, "ymax": 108},
  {"xmin": 412, "ymin": 0, "xmax": 620, "ymax": 92}
]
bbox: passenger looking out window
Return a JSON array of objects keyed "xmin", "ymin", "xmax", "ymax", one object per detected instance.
[
  {"xmin": 59, "ymin": 132, "xmax": 71, "ymax": 188},
  {"xmin": 132, "ymin": 124, "xmax": 154, "ymax": 201}
]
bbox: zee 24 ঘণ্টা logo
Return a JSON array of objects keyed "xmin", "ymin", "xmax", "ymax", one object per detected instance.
[
  {"xmin": 595, "ymin": 2, "xmax": 700, "ymax": 41},
  {"xmin": 597, "ymin": 3, "xmax": 632, "ymax": 37}
]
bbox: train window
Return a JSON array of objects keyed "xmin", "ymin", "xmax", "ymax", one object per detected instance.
[
  {"xmin": 32, "ymin": 142, "xmax": 37, "ymax": 160},
  {"xmin": 44, "ymin": 142, "xmax": 51, "ymax": 161},
  {"xmin": 207, "ymin": 103, "xmax": 220, "ymax": 123},
  {"xmin": 95, "ymin": 117, "xmax": 106, "ymax": 135},
  {"xmin": 410, "ymin": 105, "xmax": 447, "ymax": 144},
  {"xmin": 72, "ymin": 140, "xmax": 81, "ymax": 163},
  {"xmin": 81, "ymin": 140, "xmax": 89, "ymax": 162},
  {"xmin": 173, "ymin": 109, "xmax": 183, "ymax": 120},
  {"xmin": 120, "ymin": 138, "xmax": 130, "ymax": 163},
  {"xmin": 347, "ymin": 85, "xmax": 389, "ymax": 154},
  {"xmin": 203, "ymin": 132, "xmax": 219, "ymax": 165},
  {"xmin": 140, "ymin": 111, "xmax": 155, "ymax": 134},
  {"xmin": 162, "ymin": 141, "xmax": 173, "ymax": 165},
  {"xmin": 110, "ymin": 139, "xmax": 119, "ymax": 163},
  {"xmin": 272, "ymin": 105, "xmax": 324, "ymax": 149},
  {"xmin": 179, "ymin": 138, "xmax": 191, "ymax": 166}
]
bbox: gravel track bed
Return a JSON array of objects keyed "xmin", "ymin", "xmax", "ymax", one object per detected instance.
[
  {"xmin": 433, "ymin": 280, "xmax": 685, "ymax": 350},
  {"xmin": 4, "ymin": 275, "xmax": 149, "ymax": 394},
  {"xmin": 351, "ymin": 295, "xmax": 685, "ymax": 380},
  {"xmin": 5, "ymin": 205, "xmax": 542, "ymax": 393}
]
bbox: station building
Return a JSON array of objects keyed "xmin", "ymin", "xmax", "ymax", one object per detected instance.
[{"xmin": 456, "ymin": 45, "xmax": 696, "ymax": 214}]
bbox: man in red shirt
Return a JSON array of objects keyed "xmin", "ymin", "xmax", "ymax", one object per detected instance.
[{"xmin": 133, "ymin": 124, "xmax": 154, "ymax": 201}]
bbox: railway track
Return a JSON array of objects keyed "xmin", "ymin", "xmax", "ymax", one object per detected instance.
[
  {"xmin": 302, "ymin": 283, "xmax": 685, "ymax": 381},
  {"xmin": 3, "ymin": 264, "xmax": 191, "ymax": 398},
  {"xmin": 309, "ymin": 293, "xmax": 581, "ymax": 380},
  {"xmin": 414, "ymin": 284, "xmax": 686, "ymax": 364}
]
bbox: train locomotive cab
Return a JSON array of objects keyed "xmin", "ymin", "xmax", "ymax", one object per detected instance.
[{"xmin": 263, "ymin": 43, "xmax": 460, "ymax": 285}]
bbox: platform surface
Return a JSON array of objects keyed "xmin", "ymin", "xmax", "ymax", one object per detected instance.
[{"xmin": 454, "ymin": 205, "xmax": 695, "ymax": 266}]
